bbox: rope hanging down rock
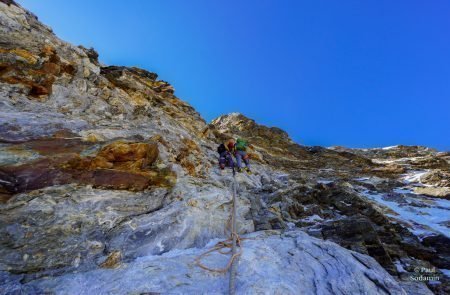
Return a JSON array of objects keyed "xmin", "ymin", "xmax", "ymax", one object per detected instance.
[
  {"xmin": 229, "ymin": 175, "xmax": 239, "ymax": 295},
  {"xmin": 194, "ymin": 175, "xmax": 241, "ymax": 294}
]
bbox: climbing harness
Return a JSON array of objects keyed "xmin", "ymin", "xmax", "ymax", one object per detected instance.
[{"xmin": 195, "ymin": 173, "xmax": 241, "ymax": 295}]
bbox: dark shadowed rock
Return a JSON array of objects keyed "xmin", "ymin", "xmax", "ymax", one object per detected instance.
[
  {"xmin": 422, "ymin": 235, "xmax": 450, "ymax": 269},
  {"xmin": 78, "ymin": 46, "xmax": 99, "ymax": 66}
]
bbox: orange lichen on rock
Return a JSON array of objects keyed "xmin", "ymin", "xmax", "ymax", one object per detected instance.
[
  {"xmin": 97, "ymin": 141, "xmax": 159, "ymax": 165},
  {"xmin": 64, "ymin": 140, "xmax": 175, "ymax": 189},
  {"xmin": 0, "ymin": 139, "xmax": 176, "ymax": 194},
  {"xmin": 175, "ymin": 138, "xmax": 206, "ymax": 177},
  {"xmin": 62, "ymin": 141, "xmax": 158, "ymax": 173},
  {"xmin": 100, "ymin": 251, "xmax": 122, "ymax": 269},
  {"xmin": 0, "ymin": 45, "xmax": 76, "ymax": 100},
  {"xmin": 0, "ymin": 48, "xmax": 38, "ymax": 64},
  {"xmin": 66, "ymin": 155, "xmax": 113, "ymax": 170},
  {"xmin": 65, "ymin": 141, "xmax": 158, "ymax": 173},
  {"xmin": 247, "ymin": 151, "xmax": 264, "ymax": 162}
]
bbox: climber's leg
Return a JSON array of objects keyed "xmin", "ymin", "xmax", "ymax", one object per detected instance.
[
  {"xmin": 242, "ymin": 152, "xmax": 250, "ymax": 169},
  {"xmin": 235, "ymin": 151, "xmax": 242, "ymax": 171},
  {"xmin": 219, "ymin": 152, "xmax": 227, "ymax": 169},
  {"xmin": 226, "ymin": 152, "xmax": 235, "ymax": 169},
  {"xmin": 236, "ymin": 150, "xmax": 250, "ymax": 171}
]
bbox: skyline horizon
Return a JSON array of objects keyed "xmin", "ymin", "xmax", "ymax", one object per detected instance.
[
  {"xmin": 16, "ymin": 0, "xmax": 450, "ymax": 151},
  {"xmin": 211, "ymin": 112, "xmax": 447, "ymax": 151}
]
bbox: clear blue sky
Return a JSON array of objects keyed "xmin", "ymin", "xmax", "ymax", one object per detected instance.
[{"xmin": 18, "ymin": 0, "xmax": 450, "ymax": 150}]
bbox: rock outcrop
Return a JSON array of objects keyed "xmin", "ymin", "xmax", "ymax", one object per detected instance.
[
  {"xmin": 1, "ymin": 139, "xmax": 175, "ymax": 196},
  {"xmin": 0, "ymin": 1, "xmax": 448, "ymax": 294}
]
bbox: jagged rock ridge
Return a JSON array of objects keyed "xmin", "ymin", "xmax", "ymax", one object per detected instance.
[{"xmin": 0, "ymin": 1, "xmax": 449, "ymax": 294}]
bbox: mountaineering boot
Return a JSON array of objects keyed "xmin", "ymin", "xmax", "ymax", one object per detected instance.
[
  {"xmin": 237, "ymin": 167, "xmax": 242, "ymax": 173},
  {"xmin": 245, "ymin": 167, "xmax": 252, "ymax": 174}
]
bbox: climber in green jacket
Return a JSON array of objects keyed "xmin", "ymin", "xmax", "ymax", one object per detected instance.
[{"xmin": 234, "ymin": 138, "xmax": 252, "ymax": 173}]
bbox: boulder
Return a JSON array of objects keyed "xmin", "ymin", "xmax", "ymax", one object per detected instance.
[
  {"xmin": 0, "ymin": 185, "xmax": 168, "ymax": 274},
  {"xmin": 420, "ymin": 170, "xmax": 450, "ymax": 187},
  {"xmin": 414, "ymin": 187, "xmax": 450, "ymax": 199}
]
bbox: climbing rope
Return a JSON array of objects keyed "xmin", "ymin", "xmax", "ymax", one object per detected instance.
[
  {"xmin": 194, "ymin": 174, "xmax": 242, "ymax": 294},
  {"xmin": 228, "ymin": 175, "xmax": 239, "ymax": 295}
]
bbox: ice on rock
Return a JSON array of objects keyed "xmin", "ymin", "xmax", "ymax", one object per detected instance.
[{"xmin": 362, "ymin": 190, "xmax": 450, "ymax": 238}]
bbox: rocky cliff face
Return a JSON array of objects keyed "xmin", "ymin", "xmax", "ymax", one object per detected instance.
[{"xmin": 0, "ymin": 1, "xmax": 449, "ymax": 294}]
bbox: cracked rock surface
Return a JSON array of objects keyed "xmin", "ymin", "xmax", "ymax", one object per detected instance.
[
  {"xmin": 2, "ymin": 231, "xmax": 413, "ymax": 295},
  {"xmin": 0, "ymin": 1, "xmax": 448, "ymax": 294}
]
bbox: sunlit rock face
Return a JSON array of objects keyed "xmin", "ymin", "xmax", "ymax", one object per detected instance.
[
  {"xmin": 0, "ymin": 1, "xmax": 449, "ymax": 294},
  {"xmin": 3, "ymin": 231, "xmax": 413, "ymax": 295}
]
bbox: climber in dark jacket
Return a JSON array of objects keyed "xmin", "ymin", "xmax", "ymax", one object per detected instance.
[{"xmin": 217, "ymin": 139, "xmax": 235, "ymax": 171}]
